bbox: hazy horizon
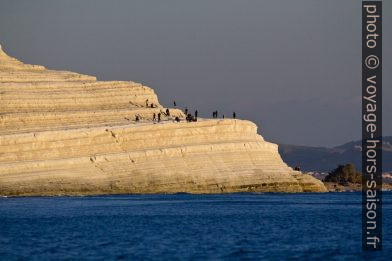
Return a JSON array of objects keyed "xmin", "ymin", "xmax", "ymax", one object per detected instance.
[{"xmin": 0, "ymin": 0, "xmax": 390, "ymax": 147}]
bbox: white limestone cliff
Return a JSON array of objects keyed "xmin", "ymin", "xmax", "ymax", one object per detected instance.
[{"xmin": 0, "ymin": 45, "xmax": 327, "ymax": 196}]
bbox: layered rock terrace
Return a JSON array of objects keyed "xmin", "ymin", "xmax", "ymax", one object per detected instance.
[{"xmin": 0, "ymin": 45, "xmax": 326, "ymax": 195}]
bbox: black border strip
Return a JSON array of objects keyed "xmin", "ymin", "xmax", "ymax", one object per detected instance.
[{"xmin": 362, "ymin": 1, "xmax": 382, "ymax": 251}]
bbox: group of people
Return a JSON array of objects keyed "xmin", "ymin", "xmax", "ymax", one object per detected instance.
[
  {"xmin": 138, "ymin": 99, "xmax": 236, "ymax": 123},
  {"xmin": 135, "ymin": 101, "xmax": 171, "ymax": 122},
  {"xmin": 212, "ymin": 110, "xmax": 236, "ymax": 119},
  {"xmin": 145, "ymin": 99, "xmax": 157, "ymax": 108},
  {"xmin": 152, "ymin": 112, "xmax": 161, "ymax": 122},
  {"xmin": 175, "ymin": 104, "xmax": 198, "ymax": 122},
  {"xmin": 152, "ymin": 108, "xmax": 171, "ymax": 122},
  {"xmin": 186, "ymin": 113, "xmax": 197, "ymax": 122}
]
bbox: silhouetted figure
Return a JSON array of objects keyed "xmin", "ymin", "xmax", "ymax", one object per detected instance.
[
  {"xmin": 145, "ymin": 99, "xmax": 149, "ymax": 107},
  {"xmin": 158, "ymin": 113, "xmax": 161, "ymax": 122},
  {"xmin": 216, "ymin": 110, "xmax": 218, "ymax": 118},
  {"xmin": 233, "ymin": 112, "xmax": 236, "ymax": 119},
  {"xmin": 184, "ymin": 107, "xmax": 188, "ymax": 115},
  {"xmin": 135, "ymin": 115, "xmax": 140, "ymax": 122},
  {"xmin": 294, "ymin": 166, "xmax": 301, "ymax": 171},
  {"xmin": 166, "ymin": 108, "xmax": 170, "ymax": 116},
  {"xmin": 153, "ymin": 113, "xmax": 156, "ymax": 121},
  {"xmin": 195, "ymin": 110, "xmax": 198, "ymax": 118},
  {"xmin": 212, "ymin": 111, "xmax": 215, "ymax": 118},
  {"xmin": 173, "ymin": 101, "xmax": 177, "ymax": 107},
  {"xmin": 222, "ymin": 114, "xmax": 225, "ymax": 119},
  {"xmin": 175, "ymin": 116, "xmax": 180, "ymax": 122},
  {"xmin": 186, "ymin": 113, "xmax": 194, "ymax": 122}
]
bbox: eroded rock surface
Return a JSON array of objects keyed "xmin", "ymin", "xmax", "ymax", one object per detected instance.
[{"xmin": 0, "ymin": 45, "xmax": 327, "ymax": 195}]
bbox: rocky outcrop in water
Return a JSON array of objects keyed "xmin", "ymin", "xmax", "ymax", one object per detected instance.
[{"xmin": 0, "ymin": 45, "xmax": 327, "ymax": 196}]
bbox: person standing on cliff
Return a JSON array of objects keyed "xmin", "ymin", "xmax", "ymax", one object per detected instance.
[
  {"xmin": 195, "ymin": 110, "xmax": 198, "ymax": 119},
  {"xmin": 173, "ymin": 101, "xmax": 177, "ymax": 107},
  {"xmin": 184, "ymin": 107, "xmax": 188, "ymax": 115},
  {"xmin": 166, "ymin": 108, "xmax": 170, "ymax": 116},
  {"xmin": 233, "ymin": 112, "xmax": 236, "ymax": 119},
  {"xmin": 158, "ymin": 113, "xmax": 161, "ymax": 122}
]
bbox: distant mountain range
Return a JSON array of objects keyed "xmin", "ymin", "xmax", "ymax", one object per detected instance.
[{"xmin": 278, "ymin": 136, "xmax": 392, "ymax": 172}]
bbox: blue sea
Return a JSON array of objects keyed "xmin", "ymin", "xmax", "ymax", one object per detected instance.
[{"xmin": 0, "ymin": 192, "xmax": 391, "ymax": 260}]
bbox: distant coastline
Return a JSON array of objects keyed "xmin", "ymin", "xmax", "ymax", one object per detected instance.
[
  {"xmin": 323, "ymin": 182, "xmax": 392, "ymax": 192},
  {"xmin": 279, "ymin": 136, "xmax": 392, "ymax": 172}
]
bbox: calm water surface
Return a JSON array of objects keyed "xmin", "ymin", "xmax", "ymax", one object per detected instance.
[{"xmin": 0, "ymin": 192, "xmax": 391, "ymax": 260}]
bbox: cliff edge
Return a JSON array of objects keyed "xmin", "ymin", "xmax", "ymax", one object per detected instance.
[{"xmin": 0, "ymin": 45, "xmax": 327, "ymax": 195}]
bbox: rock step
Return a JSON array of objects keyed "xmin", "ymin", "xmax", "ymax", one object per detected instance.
[
  {"xmin": 0, "ymin": 121, "xmax": 262, "ymax": 163},
  {"xmin": 0, "ymin": 104, "xmax": 162, "ymax": 114},
  {"xmin": 0, "ymin": 143, "xmax": 281, "ymax": 164},
  {"xmin": 0, "ymin": 141, "xmax": 286, "ymax": 170},
  {"xmin": 0, "ymin": 83, "xmax": 146, "ymax": 92},
  {"xmin": 0, "ymin": 132, "xmax": 258, "ymax": 155},
  {"xmin": 1, "ymin": 87, "xmax": 152, "ymax": 95},
  {"xmin": 1, "ymin": 93, "xmax": 156, "ymax": 102},
  {"xmin": 0, "ymin": 107, "xmax": 180, "ymax": 121},
  {"xmin": 0, "ymin": 119, "xmax": 256, "ymax": 144},
  {"xmin": 0, "ymin": 125, "xmax": 257, "ymax": 150},
  {"xmin": 0, "ymin": 96, "xmax": 160, "ymax": 113},
  {"xmin": 0, "ymin": 71, "xmax": 96, "ymax": 82},
  {"xmin": 0, "ymin": 149, "xmax": 300, "ymax": 196},
  {"xmin": 0, "ymin": 91, "xmax": 157, "ymax": 100},
  {"xmin": 0, "ymin": 80, "xmax": 142, "ymax": 88},
  {"xmin": 0, "ymin": 108, "xmax": 185, "ymax": 134}
]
